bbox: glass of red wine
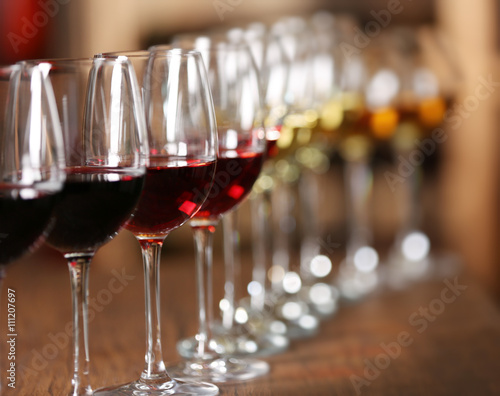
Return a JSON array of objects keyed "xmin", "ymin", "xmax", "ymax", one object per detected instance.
[
  {"xmin": 154, "ymin": 38, "xmax": 269, "ymax": 382},
  {"xmin": 22, "ymin": 57, "xmax": 148, "ymax": 395},
  {"xmin": 93, "ymin": 49, "xmax": 219, "ymax": 395},
  {"xmin": 199, "ymin": 25, "xmax": 290, "ymax": 358},
  {"xmin": 0, "ymin": 63, "xmax": 65, "ymax": 270},
  {"xmin": 0, "ymin": 63, "xmax": 66, "ymax": 392}
]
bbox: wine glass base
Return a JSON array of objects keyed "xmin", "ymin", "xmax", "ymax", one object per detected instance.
[
  {"xmin": 93, "ymin": 378, "xmax": 219, "ymax": 395},
  {"xmin": 384, "ymin": 250, "xmax": 463, "ymax": 289},
  {"xmin": 177, "ymin": 326, "xmax": 288, "ymax": 358},
  {"xmin": 385, "ymin": 255, "xmax": 430, "ymax": 288},
  {"xmin": 299, "ymin": 284, "xmax": 340, "ymax": 319},
  {"xmin": 270, "ymin": 294, "xmax": 320, "ymax": 339},
  {"xmin": 238, "ymin": 295, "xmax": 320, "ymax": 339},
  {"xmin": 168, "ymin": 357, "xmax": 269, "ymax": 383},
  {"xmin": 337, "ymin": 259, "xmax": 380, "ymax": 301}
]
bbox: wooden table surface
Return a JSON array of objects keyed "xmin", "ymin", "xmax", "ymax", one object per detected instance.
[{"xmin": 2, "ymin": 234, "xmax": 500, "ymax": 395}]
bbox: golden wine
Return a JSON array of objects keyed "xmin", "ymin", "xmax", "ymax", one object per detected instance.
[
  {"xmin": 336, "ymin": 92, "xmax": 399, "ymax": 161},
  {"xmin": 392, "ymin": 96, "xmax": 450, "ymax": 152}
]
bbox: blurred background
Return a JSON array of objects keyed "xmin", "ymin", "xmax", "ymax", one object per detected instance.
[{"xmin": 0, "ymin": 0, "xmax": 499, "ymax": 298}]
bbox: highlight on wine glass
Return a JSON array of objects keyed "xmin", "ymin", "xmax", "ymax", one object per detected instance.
[
  {"xmin": 151, "ymin": 37, "xmax": 269, "ymax": 383},
  {"xmin": 21, "ymin": 57, "xmax": 148, "ymax": 395},
  {"xmin": 93, "ymin": 49, "xmax": 219, "ymax": 395}
]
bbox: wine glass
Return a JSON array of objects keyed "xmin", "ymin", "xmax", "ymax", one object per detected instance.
[
  {"xmin": 22, "ymin": 57, "xmax": 148, "ymax": 395},
  {"xmin": 290, "ymin": 11, "xmax": 345, "ymax": 319},
  {"xmin": 202, "ymin": 24, "xmax": 290, "ymax": 357},
  {"xmin": 335, "ymin": 35, "xmax": 401, "ymax": 300},
  {"xmin": 258, "ymin": 15, "xmax": 323, "ymax": 339},
  {"xmin": 226, "ymin": 22, "xmax": 292, "ymax": 355},
  {"xmin": 93, "ymin": 49, "xmax": 219, "ymax": 395},
  {"xmin": 0, "ymin": 62, "xmax": 66, "ymax": 392},
  {"xmin": 0, "ymin": 63, "xmax": 65, "ymax": 266},
  {"xmin": 385, "ymin": 27, "xmax": 457, "ymax": 284},
  {"xmin": 153, "ymin": 38, "xmax": 269, "ymax": 382}
]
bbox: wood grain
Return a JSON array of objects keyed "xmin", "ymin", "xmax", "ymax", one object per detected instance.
[{"xmin": 2, "ymin": 238, "xmax": 500, "ymax": 395}]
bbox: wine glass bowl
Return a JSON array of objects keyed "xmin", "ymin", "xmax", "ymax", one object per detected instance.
[
  {"xmin": 40, "ymin": 58, "xmax": 148, "ymax": 256},
  {"xmin": 0, "ymin": 63, "xmax": 66, "ymax": 267}
]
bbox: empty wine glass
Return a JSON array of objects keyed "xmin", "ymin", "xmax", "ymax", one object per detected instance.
[
  {"xmin": 335, "ymin": 36, "xmax": 401, "ymax": 300},
  {"xmin": 22, "ymin": 57, "xmax": 148, "ymax": 395},
  {"xmin": 0, "ymin": 62, "xmax": 66, "ymax": 392},
  {"xmin": 94, "ymin": 49, "xmax": 219, "ymax": 395},
  {"xmin": 155, "ymin": 37, "xmax": 269, "ymax": 382},
  {"xmin": 386, "ymin": 27, "xmax": 457, "ymax": 284}
]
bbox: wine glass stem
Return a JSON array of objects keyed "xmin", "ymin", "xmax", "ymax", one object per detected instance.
[
  {"xmin": 401, "ymin": 159, "xmax": 422, "ymax": 233},
  {"xmin": 345, "ymin": 159, "xmax": 373, "ymax": 257},
  {"xmin": 66, "ymin": 254, "xmax": 93, "ymax": 396},
  {"xmin": 192, "ymin": 223, "xmax": 217, "ymax": 359},
  {"xmin": 271, "ymin": 179, "xmax": 291, "ymax": 293},
  {"xmin": 138, "ymin": 238, "xmax": 170, "ymax": 382},
  {"xmin": 221, "ymin": 211, "xmax": 241, "ymax": 330},
  {"xmin": 299, "ymin": 169, "xmax": 321, "ymax": 274},
  {"xmin": 250, "ymin": 189, "xmax": 272, "ymax": 311}
]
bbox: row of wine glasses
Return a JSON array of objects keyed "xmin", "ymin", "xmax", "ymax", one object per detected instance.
[
  {"xmin": 0, "ymin": 52, "xmax": 220, "ymax": 395},
  {"xmin": 96, "ymin": 40, "xmax": 269, "ymax": 392},
  {"xmin": 187, "ymin": 10, "xmax": 457, "ymax": 359},
  {"xmin": 1, "ymin": 9, "xmax": 456, "ymax": 396},
  {"xmin": 3, "ymin": 43, "xmax": 270, "ymax": 393}
]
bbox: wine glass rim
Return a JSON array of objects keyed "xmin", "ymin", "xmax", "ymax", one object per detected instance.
[
  {"xmin": 0, "ymin": 63, "xmax": 21, "ymax": 71},
  {"xmin": 149, "ymin": 45, "xmax": 206, "ymax": 56},
  {"xmin": 18, "ymin": 57, "xmax": 134, "ymax": 67},
  {"xmin": 99, "ymin": 47, "xmax": 205, "ymax": 59},
  {"xmin": 98, "ymin": 49, "xmax": 151, "ymax": 58},
  {"xmin": 19, "ymin": 57, "xmax": 95, "ymax": 65},
  {"xmin": 17, "ymin": 57, "xmax": 135, "ymax": 75},
  {"xmin": 0, "ymin": 64, "xmax": 21, "ymax": 79},
  {"xmin": 158, "ymin": 37, "xmax": 253, "ymax": 53}
]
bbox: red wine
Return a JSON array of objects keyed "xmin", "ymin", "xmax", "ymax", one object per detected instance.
[
  {"xmin": 126, "ymin": 157, "xmax": 216, "ymax": 237},
  {"xmin": 194, "ymin": 150, "xmax": 263, "ymax": 219},
  {"xmin": 0, "ymin": 187, "xmax": 59, "ymax": 265},
  {"xmin": 47, "ymin": 167, "xmax": 145, "ymax": 253}
]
